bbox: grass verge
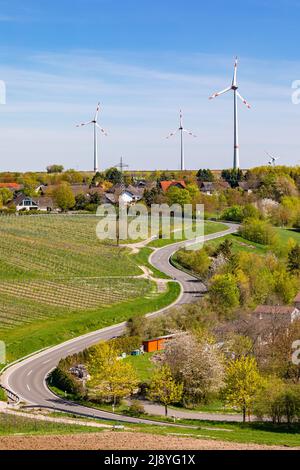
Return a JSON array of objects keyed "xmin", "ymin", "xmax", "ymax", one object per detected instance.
[
  {"xmin": 0, "ymin": 413, "xmax": 107, "ymax": 436},
  {"xmin": 147, "ymin": 221, "xmax": 228, "ymax": 249},
  {"xmin": 8, "ymin": 404, "xmax": 300, "ymax": 447}
]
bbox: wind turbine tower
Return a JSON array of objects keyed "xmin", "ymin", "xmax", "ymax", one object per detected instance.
[
  {"xmin": 209, "ymin": 57, "xmax": 251, "ymax": 170},
  {"xmin": 76, "ymin": 103, "xmax": 108, "ymax": 173},
  {"xmin": 166, "ymin": 110, "xmax": 196, "ymax": 171}
]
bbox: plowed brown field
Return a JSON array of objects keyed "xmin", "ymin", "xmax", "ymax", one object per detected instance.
[{"xmin": 0, "ymin": 432, "xmax": 295, "ymax": 450}]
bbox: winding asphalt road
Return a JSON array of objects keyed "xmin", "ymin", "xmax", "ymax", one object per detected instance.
[{"xmin": 1, "ymin": 223, "xmax": 238, "ymax": 425}]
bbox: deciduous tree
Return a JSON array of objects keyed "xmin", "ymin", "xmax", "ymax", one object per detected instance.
[
  {"xmin": 148, "ymin": 365, "xmax": 183, "ymax": 416},
  {"xmin": 52, "ymin": 182, "xmax": 75, "ymax": 212},
  {"xmin": 222, "ymin": 356, "xmax": 263, "ymax": 422}
]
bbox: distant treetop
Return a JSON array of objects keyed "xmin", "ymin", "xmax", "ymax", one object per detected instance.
[
  {"xmin": 47, "ymin": 165, "xmax": 64, "ymax": 174},
  {"xmin": 196, "ymin": 169, "xmax": 215, "ymax": 182}
]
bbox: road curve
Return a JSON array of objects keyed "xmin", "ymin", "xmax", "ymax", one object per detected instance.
[{"xmin": 1, "ymin": 223, "xmax": 238, "ymax": 425}]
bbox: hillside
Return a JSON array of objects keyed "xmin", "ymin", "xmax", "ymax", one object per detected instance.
[{"xmin": 0, "ymin": 215, "xmax": 179, "ymax": 362}]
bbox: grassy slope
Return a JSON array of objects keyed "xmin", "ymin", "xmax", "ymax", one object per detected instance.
[
  {"xmin": 124, "ymin": 352, "xmax": 157, "ymax": 382},
  {"xmin": 48, "ymin": 382, "xmax": 300, "ymax": 448},
  {"xmin": 133, "ymin": 420, "xmax": 300, "ymax": 448},
  {"xmin": 148, "ymin": 221, "xmax": 227, "ymax": 248},
  {"xmin": 132, "ymin": 247, "xmax": 170, "ymax": 279},
  {"xmin": 187, "ymin": 227, "xmax": 300, "ymax": 259},
  {"xmin": 0, "ymin": 413, "xmax": 107, "ymax": 436},
  {"xmin": 0, "ymin": 215, "xmax": 182, "ymax": 362},
  {"xmin": 0, "ymin": 387, "xmax": 6, "ymax": 402},
  {"xmin": 276, "ymin": 227, "xmax": 300, "ymax": 245},
  {"xmin": 1, "ymin": 218, "xmax": 227, "ymax": 362},
  {"xmin": 3, "ymin": 282, "xmax": 180, "ymax": 362},
  {"xmin": 1, "ymin": 411, "xmax": 299, "ymax": 446},
  {"xmin": 42, "ymin": 391, "xmax": 300, "ymax": 448}
]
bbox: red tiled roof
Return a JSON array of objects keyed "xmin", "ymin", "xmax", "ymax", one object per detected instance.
[{"xmin": 160, "ymin": 180, "xmax": 187, "ymax": 193}]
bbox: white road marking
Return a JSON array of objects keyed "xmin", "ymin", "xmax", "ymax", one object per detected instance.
[
  {"xmin": 43, "ymin": 359, "xmax": 51, "ymax": 364},
  {"xmin": 26, "ymin": 384, "xmax": 31, "ymax": 391},
  {"xmin": 27, "ymin": 370, "xmax": 32, "ymax": 377}
]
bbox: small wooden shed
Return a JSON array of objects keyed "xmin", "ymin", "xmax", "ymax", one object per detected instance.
[{"xmin": 143, "ymin": 334, "xmax": 177, "ymax": 353}]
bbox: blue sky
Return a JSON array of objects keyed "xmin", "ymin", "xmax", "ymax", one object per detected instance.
[{"xmin": 0, "ymin": 0, "xmax": 300, "ymax": 171}]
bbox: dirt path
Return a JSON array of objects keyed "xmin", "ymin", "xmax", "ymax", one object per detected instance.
[{"xmin": 0, "ymin": 432, "xmax": 295, "ymax": 450}]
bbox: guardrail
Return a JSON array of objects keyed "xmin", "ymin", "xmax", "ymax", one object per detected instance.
[{"xmin": 0, "ymin": 384, "xmax": 20, "ymax": 405}]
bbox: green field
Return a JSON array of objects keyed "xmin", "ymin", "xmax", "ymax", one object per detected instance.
[
  {"xmin": 1, "ymin": 411, "xmax": 299, "ymax": 446},
  {"xmin": 43, "ymin": 392, "xmax": 300, "ymax": 447},
  {"xmin": 124, "ymin": 352, "xmax": 157, "ymax": 382},
  {"xmin": 148, "ymin": 221, "xmax": 227, "ymax": 248},
  {"xmin": 134, "ymin": 420, "xmax": 300, "ymax": 448},
  {"xmin": 0, "ymin": 413, "xmax": 106, "ymax": 436},
  {"xmin": 0, "ymin": 387, "xmax": 6, "ymax": 402},
  {"xmin": 0, "ymin": 216, "xmax": 228, "ymax": 363},
  {"xmin": 193, "ymin": 227, "xmax": 300, "ymax": 258},
  {"xmin": 0, "ymin": 215, "xmax": 181, "ymax": 362}
]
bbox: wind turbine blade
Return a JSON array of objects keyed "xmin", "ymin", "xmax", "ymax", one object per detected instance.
[
  {"xmin": 179, "ymin": 110, "xmax": 183, "ymax": 128},
  {"xmin": 232, "ymin": 56, "xmax": 238, "ymax": 87},
  {"xmin": 237, "ymin": 91, "xmax": 251, "ymax": 109},
  {"xmin": 76, "ymin": 121, "xmax": 93, "ymax": 127},
  {"xmin": 166, "ymin": 129, "xmax": 179, "ymax": 139},
  {"xmin": 183, "ymin": 129, "xmax": 197, "ymax": 138},
  {"xmin": 266, "ymin": 151, "xmax": 276, "ymax": 160},
  {"xmin": 96, "ymin": 123, "xmax": 108, "ymax": 135},
  {"xmin": 209, "ymin": 86, "xmax": 231, "ymax": 100},
  {"xmin": 94, "ymin": 102, "xmax": 101, "ymax": 122}
]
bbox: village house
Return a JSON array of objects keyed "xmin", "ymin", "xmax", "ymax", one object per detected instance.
[
  {"xmin": 105, "ymin": 184, "xmax": 144, "ymax": 206},
  {"xmin": 253, "ymin": 305, "xmax": 300, "ymax": 325},
  {"xmin": 198, "ymin": 180, "xmax": 230, "ymax": 195},
  {"xmin": 9, "ymin": 194, "xmax": 55, "ymax": 212},
  {"xmin": 238, "ymin": 181, "xmax": 252, "ymax": 193}
]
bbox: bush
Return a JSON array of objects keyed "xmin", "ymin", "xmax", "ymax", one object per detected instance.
[
  {"xmin": 110, "ymin": 336, "xmax": 142, "ymax": 355},
  {"xmin": 222, "ymin": 205, "xmax": 244, "ymax": 222},
  {"xmin": 239, "ymin": 218, "xmax": 277, "ymax": 245},
  {"xmin": 222, "ymin": 205, "xmax": 261, "ymax": 223},
  {"xmin": 175, "ymin": 248, "xmax": 210, "ymax": 278},
  {"xmin": 209, "ymin": 273, "xmax": 240, "ymax": 313},
  {"xmin": 0, "ymin": 206, "xmax": 16, "ymax": 214},
  {"xmin": 254, "ymin": 379, "xmax": 300, "ymax": 424},
  {"xmin": 49, "ymin": 367, "xmax": 84, "ymax": 398},
  {"xmin": 214, "ymin": 239, "xmax": 233, "ymax": 259},
  {"xmin": 84, "ymin": 203, "xmax": 98, "ymax": 213}
]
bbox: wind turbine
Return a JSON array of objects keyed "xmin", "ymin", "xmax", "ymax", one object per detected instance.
[
  {"xmin": 166, "ymin": 110, "xmax": 196, "ymax": 171},
  {"xmin": 76, "ymin": 102, "xmax": 107, "ymax": 173},
  {"xmin": 209, "ymin": 57, "xmax": 251, "ymax": 170},
  {"xmin": 266, "ymin": 151, "xmax": 280, "ymax": 166}
]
